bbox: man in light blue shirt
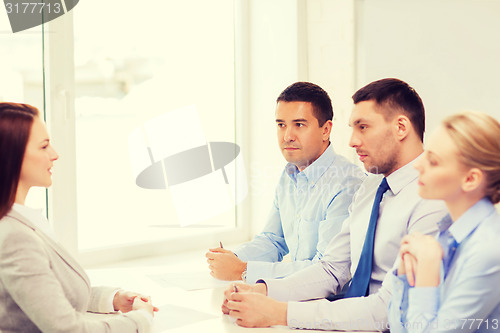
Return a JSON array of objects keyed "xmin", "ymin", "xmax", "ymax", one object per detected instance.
[{"xmin": 206, "ymin": 82, "xmax": 365, "ymax": 283}]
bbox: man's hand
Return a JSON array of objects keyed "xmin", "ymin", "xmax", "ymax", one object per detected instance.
[
  {"xmin": 221, "ymin": 282, "xmax": 267, "ymax": 314},
  {"xmin": 114, "ymin": 290, "xmax": 159, "ymax": 314},
  {"xmin": 205, "ymin": 247, "xmax": 247, "ymax": 281},
  {"xmin": 226, "ymin": 291, "xmax": 287, "ymax": 328}
]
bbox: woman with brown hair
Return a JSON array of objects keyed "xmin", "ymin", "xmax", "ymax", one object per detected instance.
[{"xmin": 0, "ymin": 102, "xmax": 157, "ymax": 332}]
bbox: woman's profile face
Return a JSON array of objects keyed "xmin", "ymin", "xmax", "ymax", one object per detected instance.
[
  {"xmin": 18, "ymin": 118, "xmax": 59, "ymax": 191},
  {"xmin": 414, "ymin": 126, "xmax": 469, "ymax": 202}
]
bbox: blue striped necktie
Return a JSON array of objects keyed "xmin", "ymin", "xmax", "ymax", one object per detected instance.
[{"xmin": 344, "ymin": 177, "xmax": 390, "ymax": 298}]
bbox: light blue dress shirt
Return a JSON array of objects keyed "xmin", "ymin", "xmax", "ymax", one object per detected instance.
[
  {"xmin": 389, "ymin": 198, "xmax": 500, "ymax": 332},
  {"xmin": 234, "ymin": 145, "xmax": 365, "ymax": 284}
]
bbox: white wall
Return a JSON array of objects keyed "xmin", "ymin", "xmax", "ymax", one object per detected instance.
[
  {"xmin": 245, "ymin": 0, "xmax": 500, "ymax": 237},
  {"xmin": 306, "ymin": 0, "xmax": 357, "ymax": 160},
  {"xmin": 356, "ymin": 0, "xmax": 500, "ymax": 135},
  {"xmin": 246, "ymin": 0, "xmax": 360, "ymax": 235}
]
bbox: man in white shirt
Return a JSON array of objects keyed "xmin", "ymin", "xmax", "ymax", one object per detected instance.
[{"xmin": 222, "ymin": 78, "xmax": 448, "ymax": 331}]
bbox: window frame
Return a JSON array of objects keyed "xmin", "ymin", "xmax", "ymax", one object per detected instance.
[{"xmin": 44, "ymin": 0, "xmax": 251, "ymax": 267}]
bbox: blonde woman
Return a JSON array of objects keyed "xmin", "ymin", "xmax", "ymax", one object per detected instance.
[
  {"xmin": 389, "ymin": 111, "xmax": 500, "ymax": 332},
  {"xmin": 0, "ymin": 103, "xmax": 157, "ymax": 332}
]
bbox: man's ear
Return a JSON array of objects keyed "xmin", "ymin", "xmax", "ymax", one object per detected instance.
[
  {"xmin": 322, "ymin": 120, "xmax": 333, "ymax": 141},
  {"xmin": 394, "ymin": 115, "xmax": 411, "ymax": 141},
  {"xmin": 462, "ymin": 168, "xmax": 484, "ymax": 193}
]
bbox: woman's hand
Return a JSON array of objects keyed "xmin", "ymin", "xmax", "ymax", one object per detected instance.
[
  {"xmin": 132, "ymin": 295, "xmax": 158, "ymax": 316},
  {"xmin": 114, "ymin": 290, "xmax": 159, "ymax": 315},
  {"xmin": 399, "ymin": 232, "xmax": 444, "ymax": 287}
]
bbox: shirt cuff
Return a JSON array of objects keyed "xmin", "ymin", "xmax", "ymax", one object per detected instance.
[
  {"xmin": 122, "ymin": 309, "xmax": 154, "ymax": 331},
  {"xmin": 259, "ymin": 278, "xmax": 291, "ymax": 302},
  {"xmin": 108, "ymin": 289, "xmax": 121, "ymax": 312},
  {"xmin": 287, "ymin": 301, "xmax": 315, "ymax": 329},
  {"xmin": 392, "ymin": 271, "xmax": 411, "ymax": 297},
  {"xmin": 135, "ymin": 309, "xmax": 154, "ymax": 323},
  {"xmin": 233, "ymin": 247, "xmax": 250, "ymax": 261},
  {"xmin": 246, "ymin": 261, "xmax": 272, "ymax": 284},
  {"xmin": 389, "ymin": 271, "xmax": 410, "ymax": 327},
  {"xmin": 408, "ymin": 286, "xmax": 439, "ymax": 317},
  {"xmin": 287, "ymin": 300, "xmax": 338, "ymax": 330}
]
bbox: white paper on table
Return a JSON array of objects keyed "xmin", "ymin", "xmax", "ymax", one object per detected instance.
[
  {"xmin": 152, "ymin": 304, "xmax": 217, "ymax": 331},
  {"xmin": 147, "ymin": 271, "xmax": 230, "ymax": 291}
]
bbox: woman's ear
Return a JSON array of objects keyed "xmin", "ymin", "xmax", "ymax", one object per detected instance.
[{"xmin": 462, "ymin": 168, "xmax": 484, "ymax": 193}]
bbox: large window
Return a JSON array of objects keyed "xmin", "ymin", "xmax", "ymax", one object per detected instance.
[
  {"xmin": 72, "ymin": 0, "xmax": 239, "ymax": 252},
  {"xmin": 35, "ymin": 0, "xmax": 249, "ymax": 264}
]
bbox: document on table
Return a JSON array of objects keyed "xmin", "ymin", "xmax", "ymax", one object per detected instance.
[
  {"xmin": 147, "ymin": 271, "xmax": 230, "ymax": 291},
  {"xmin": 152, "ymin": 304, "xmax": 217, "ymax": 330}
]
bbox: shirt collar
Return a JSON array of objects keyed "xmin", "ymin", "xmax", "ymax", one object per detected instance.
[
  {"xmin": 11, "ymin": 203, "xmax": 57, "ymax": 241},
  {"xmin": 385, "ymin": 153, "xmax": 421, "ymax": 195},
  {"xmin": 285, "ymin": 143, "xmax": 335, "ymax": 185},
  {"xmin": 12, "ymin": 203, "xmax": 44, "ymax": 223},
  {"xmin": 447, "ymin": 197, "xmax": 496, "ymax": 244},
  {"xmin": 437, "ymin": 214, "xmax": 453, "ymax": 233}
]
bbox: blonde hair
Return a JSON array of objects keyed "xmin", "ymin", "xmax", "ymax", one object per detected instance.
[{"xmin": 442, "ymin": 111, "xmax": 500, "ymax": 204}]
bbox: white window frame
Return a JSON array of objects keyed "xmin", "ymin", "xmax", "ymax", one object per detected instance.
[{"xmin": 44, "ymin": 0, "xmax": 251, "ymax": 267}]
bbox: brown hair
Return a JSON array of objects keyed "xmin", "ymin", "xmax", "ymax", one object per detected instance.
[
  {"xmin": 277, "ymin": 82, "xmax": 333, "ymax": 127},
  {"xmin": 0, "ymin": 103, "xmax": 39, "ymax": 219},
  {"xmin": 352, "ymin": 78, "xmax": 425, "ymax": 142},
  {"xmin": 443, "ymin": 111, "xmax": 500, "ymax": 204}
]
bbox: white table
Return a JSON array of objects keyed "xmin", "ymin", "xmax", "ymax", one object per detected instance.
[{"xmin": 86, "ymin": 250, "xmax": 379, "ymax": 333}]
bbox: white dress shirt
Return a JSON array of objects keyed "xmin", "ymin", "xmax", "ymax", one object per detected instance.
[
  {"xmin": 12, "ymin": 204, "xmax": 57, "ymax": 241},
  {"xmin": 262, "ymin": 156, "xmax": 448, "ymax": 331}
]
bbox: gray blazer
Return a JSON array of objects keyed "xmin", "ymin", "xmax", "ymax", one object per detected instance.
[{"xmin": 0, "ymin": 210, "xmax": 151, "ymax": 332}]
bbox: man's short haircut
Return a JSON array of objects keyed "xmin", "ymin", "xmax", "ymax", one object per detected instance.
[
  {"xmin": 276, "ymin": 82, "xmax": 333, "ymax": 127},
  {"xmin": 352, "ymin": 78, "xmax": 425, "ymax": 142}
]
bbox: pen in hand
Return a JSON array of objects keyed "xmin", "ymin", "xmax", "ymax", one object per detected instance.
[{"xmin": 219, "ymin": 241, "xmax": 223, "ymax": 249}]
